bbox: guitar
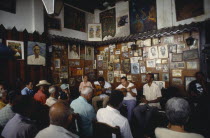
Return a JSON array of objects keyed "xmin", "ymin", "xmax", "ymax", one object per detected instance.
[
  {"xmin": 119, "ymin": 85, "xmax": 136, "ymax": 96},
  {"xmin": 94, "ymin": 85, "xmax": 105, "ymax": 96}
]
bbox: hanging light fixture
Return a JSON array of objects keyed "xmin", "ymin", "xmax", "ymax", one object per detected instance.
[{"xmin": 42, "ymin": 0, "xmax": 63, "ymax": 16}]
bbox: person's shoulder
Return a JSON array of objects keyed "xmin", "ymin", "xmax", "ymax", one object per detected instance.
[{"xmin": 128, "ymin": 82, "xmax": 134, "ymax": 86}]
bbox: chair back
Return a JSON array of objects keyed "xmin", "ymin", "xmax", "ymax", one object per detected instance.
[{"xmin": 92, "ymin": 121, "xmax": 121, "ymax": 138}]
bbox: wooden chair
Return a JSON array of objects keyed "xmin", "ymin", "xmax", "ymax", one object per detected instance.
[{"xmin": 92, "ymin": 121, "xmax": 121, "ymax": 138}]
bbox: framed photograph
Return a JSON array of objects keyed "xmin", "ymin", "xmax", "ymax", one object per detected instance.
[
  {"xmin": 127, "ymin": 75, "xmax": 132, "ymax": 81},
  {"xmin": 162, "ymin": 73, "xmax": 169, "ymax": 81},
  {"xmin": 132, "ymin": 75, "xmax": 138, "ymax": 82},
  {"xmin": 131, "ymin": 63, "xmax": 140, "ymax": 74},
  {"xmin": 115, "ymin": 49, "xmax": 121, "ymax": 54},
  {"xmin": 6, "ymin": 40, "xmax": 24, "ymax": 59},
  {"xmin": 60, "ymin": 72, "xmax": 68, "ymax": 79},
  {"xmin": 172, "ymin": 78, "xmax": 183, "ymax": 85},
  {"xmin": 122, "ymin": 59, "xmax": 131, "ymax": 74},
  {"xmin": 130, "ymin": 57, "xmax": 140, "ymax": 63},
  {"xmin": 148, "ymin": 46, "xmax": 158, "ymax": 59},
  {"xmin": 27, "ymin": 41, "xmax": 46, "ymax": 66},
  {"xmin": 47, "ymin": 17, "xmax": 61, "ymax": 31},
  {"xmin": 158, "ymin": 45, "xmax": 168, "ymax": 58},
  {"xmin": 85, "ymin": 46, "xmax": 94, "ymax": 60},
  {"xmin": 177, "ymin": 44, "xmax": 185, "ymax": 53},
  {"xmin": 156, "ymin": 63, "xmax": 162, "ymax": 70},
  {"xmin": 99, "ymin": 70, "xmax": 103, "ymax": 76},
  {"xmin": 55, "ymin": 59, "xmax": 60, "ymax": 68},
  {"xmin": 121, "ymin": 45, "xmax": 128, "ymax": 52},
  {"xmin": 172, "ymin": 69, "xmax": 182, "ymax": 77},
  {"xmin": 88, "ymin": 24, "xmax": 102, "ymax": 41},
  {"xmin": 153, "ymin": 73, "xmax": 159, "ymax": 81},
  {"xmin": 136, "ymin": 40, "xmax": 144, "ymax": 47},
  {"xmin": 114, "ymin": 63, "xmax": 121, "ymax": 70},
  {"xmin": 146, "ymin": 59, "xmax": 156, "ymax": 68},
  {"xmin": 176, "ymin": 62, "xmax": 185, "ymax": 68},
  {"xmin": 68, "ymin": 44, "xmax": 80, "ymax": 59},
  {"xmin": 108, "ymin": 72, "xmax": 114, "ymax": 83},
  {"xmin": 154, "ymin": 81, "xmax": 165, "ymax": 89},
  {"xmin": 161, "ymin": 59, "xmax": 168, "ymax": 64},
  {"xmin": 141, "ymin": 74, "xmax": 146, "ymax": 83},
  {"xmin": 163, "ymin": 64, "xmax": 169, "ymax": 72},
  {"xmin": 186, "ymin": 61, "xmax": 198, "ymax": 69},
  {"xmin": 172, "ymin": 53, "xmax": 183, "ymax": 62},
  {"xmin": 183, "ymin": 49, "xmax": 199, "ymax": 61},
  {"xmin": 152, "ymin": 38, "xmax": 159, "ymax": 45},
  {"xmin": 168, "ymin": 44, "xmax": 177, "ymax": 53},
  {"xmin": 163, "ymin": 36, "xmax": 174, "ymax": 44},
  {"xmin": 69, "ymin": 77, "xmax": 76, "ymax": 87},
  {"xmin": 185, "ymin": 76, "xmax": 196, "ymax": 90},
  {"xmin": 144, "ymin": 39, "xmax": 152, "ymax": 47},
  {"xmin": 114, "ymin": 55, "xmax": 120, "ymax": 63},
  {"xmin": 156, "ymin": 59, "xmax": 161, "ymax": 64},
  {"xmin": 140, "ymin": 66, "xmax": 146, "ymax": 73},
  {"xmin": 114, "ymin": 71, "xmax": 120, "ymax": 77}
]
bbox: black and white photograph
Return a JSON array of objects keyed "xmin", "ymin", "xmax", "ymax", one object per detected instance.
[
  {"xmin": 99, "ymin": 70, "xmax": 103, "ymax": 76},
  {"xmin": 108, "ymin": 71, "xmax": 114, "ymax": 83},
  {"xmin": 85, "ymin": 46, "xmax": 94, "ymax": 60},
  {"xmin": 131, "ymin": 63, "xmax": 140, "ymax": 74},
  {"xmin": 143, "ymin": 39, "xmax": 151, "ymax": 47},
  {"xmin": 177, "ymin": 62, "xmax": 185, "ymax": 68},
  {"xmin": 158, "ymin": 45, "xmax": 168, "ymax": 58},
  {"xmin": 168, "ymin": 44, "xmax": 177, "ymax": 53},
  {"xmin": 140, "ymin": 66, "xmax": 146, "ymax": 73},
  {"xmin": 186, "ymin": 61, "xmax": 198, "ymax": 69},
  {"xmin": 183, "ymin": 49, "xmax": 199, "ymax": 61},
  {"xmin": 177, "ymin": 44, "xmax": 185, "ymax": 53},
  {"xmin": 148, "ymin": 46, "xmax": 158, "ymax": 59},
  {"xmin": 68, "ymin": 45, "xmax": 80, "ymax": 59},
  {"xmin": 163, "ymin": 36, "xmax": 174, "ymax": 44},
  {"xmin": 152, "ymin": 38, "xmax": 159, "ymax": 45},
  {"xmin": 172, "ymin": 53, "xmax": 183, "ymax": 62},
  {"xmin": 153, "ymin": 73, "xmax": 159, "ymax": 81},
  {"xmin": 163, "ymin": 64, "xmax": 169, "ymax": 72},
  {"xmin": 162, "ymin": 73, "xmax": 169, "ymax": 81},
  {"xmin": 146, "ymin": 59, "xmax": 156, "ymax": 68},
  {"xmin": 55, "ymin": 59, "xmax": 60, "ymax": 68},
  {"xmin": 141, "ymin": 74, "xmax": 146, "ymax": 83}
]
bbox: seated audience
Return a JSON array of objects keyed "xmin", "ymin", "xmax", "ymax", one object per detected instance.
[
  {"xmin": 70, "ymin": 87, "xmax": 96, "ymax": 137},
  {"xmin": 2, "ymin": 96, "xmax": 39, "ymax": 138},
  {"xmin": 0, "ymin": 83, "xmax": 7, "ymax": 109},
  {"xmin": 92, "ymin": 77, "xmax": 112, "ymax": 111},
  {"xmin": 21, "ymin": 81, "xmax": 34, "ymax": 96},
  {"xmin": 155, "ymin": 97, "xmax": 204, "ymax": 138},
  {"xmin": 97, "ymin": 90, "xmax": 133, "ymax": 138},
  {"xmin": 0, "ymin": 91, "xmax": 18, "ymax": 129},
  {"xmin": 34, "ymin": 80, "xmax": 51, "ymax": 104},
  {"xmin": 116, "ymin": 76, "xmax": 137, "ymax": 122},
  {"xmin": 79, "ymin": 75, "xmax": 93, "ymax": 92},
  {"xmin": 133, "ymin": 73, "xmax": 162, "ymax": 137},
  {"xmin": 35, "ymin": 101, "xmax": 78, "ymax": 138},
  {"xmin": 60, "ymin": 83, "xmax": 71, "ymax": 102},
  {"xmin": 45, "ymin": 86, "xmax": 59, "ymax": 107}
]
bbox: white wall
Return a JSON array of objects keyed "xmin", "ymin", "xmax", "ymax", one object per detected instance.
[{"xmin": 49, "ymin": 4, "xmax": 94, "ymax": 40}]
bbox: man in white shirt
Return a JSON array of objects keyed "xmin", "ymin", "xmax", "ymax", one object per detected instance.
[
  {"xmin": 69, "ymin": 45, "xmax": 79, "ymax": 59},
  {"xmin": 27, "ymin": 45, "xmax": 45, "ymax": 66},
  {"xmin": 116, "ymin": 77, "xmax": 137, "ymax": 122},
  {"xmin": 133, "ymin": 73, "xmax": 162, "ymax": 137},
  {"xmin": 97, "ymin": 90, "xmax": 133, "ymax": 138},
  {"xmin": 45, "ymin": 86, "xmax": 59, "ymax": 107},
  {"xmin": 92, "ymin": 77, "xmax": 112, "ymax": 111},
  {"xmin": 36, "ymin": 101, "xmax": 78, "ymax": 138}
]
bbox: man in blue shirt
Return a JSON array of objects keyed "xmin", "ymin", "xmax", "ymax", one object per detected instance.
[
  {"xmin": 21, "ymin": 81, "xmax": 34, "ymax": 96},
  {"xmin": 70, "ymin": 87, "xmax": 96, "ymax": 137}
]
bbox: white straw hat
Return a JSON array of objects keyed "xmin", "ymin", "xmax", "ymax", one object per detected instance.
[{"xmin": 36, "ymin": 80, "xmax": 51, "ymax": 86}]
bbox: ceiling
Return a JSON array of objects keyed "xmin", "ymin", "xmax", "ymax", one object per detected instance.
[{"xmin": 64, "ymin": 0, "xmax": 129, "ymax": 13}]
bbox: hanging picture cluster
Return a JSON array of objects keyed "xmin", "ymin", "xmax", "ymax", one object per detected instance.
[{"xmin": 96, "ymin": 31, "xmax": 200, "ymax": 90}]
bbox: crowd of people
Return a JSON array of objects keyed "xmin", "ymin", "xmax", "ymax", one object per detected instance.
[{"xmin": 0, "ymin": 72, "xmax": 209, "ymax": 138}]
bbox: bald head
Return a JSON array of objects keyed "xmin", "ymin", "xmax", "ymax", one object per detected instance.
[{"xmin": 49, "ymin": 101, "xmax": 73, "ymax": 127}]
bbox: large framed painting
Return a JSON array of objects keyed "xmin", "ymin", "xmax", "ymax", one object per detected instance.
[
  {"xmin": 88, "ymin": 24, "xmax": 102, "ymax": 41},
  {"xmin": 0, "ymin": 0, "xmax": 16, "ymax": 13},
  {"xmin": 175, "ymin": 0, "xmax": 204, "ymax": 21},
  {"xmin": 100, "ymin": 8, "xmax": 116, "ymax": 40},
  {"xmin": 6, "ymin": 40, "xmax": 24, "ymax": 59},
  {"xmin": 64, "ymin": 5, "xmax": 85, "ymax": 32},
  {"xmin": 129, "ymin": 0, "xmax": 157, "ymax": 34},
  {"xmin": 27, "ymin": 41, "xmax": 46, "ymax": 66}
]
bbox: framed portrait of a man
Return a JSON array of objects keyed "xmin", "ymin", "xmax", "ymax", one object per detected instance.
[
  {"xmin": 68, "ymin": 44, "xmax": 80, "ymax": 59},
  {"xmin": 85, "ymin": 46, "xmax": 94, "ymax": 60},
  {"xmin": 148, "ymin": 46, "xmax": 158, "ymax": 59},
  {"xmin": 6, "ymin": 40, "xmax": 24, "ymax": 59},
  {"xmin": 131, "ymin": 63, "xmax": 140, "ymax": 74},
  {"xmin": 27, "ymin": 41, "xmax": 46, "ymax": 66},
  {"xmin": 158, "ymin": 45, "xmax": 168, "ymax": 58}
]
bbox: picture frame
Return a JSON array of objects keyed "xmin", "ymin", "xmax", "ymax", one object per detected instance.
[
  {"xmin": 6, "ymin": 40, "xmax": 24, "ymax": 59},
  {"xmin": 168, "ymin": 44, "xmax": 177, "ymax": 53},
  {"xmin": 131, "ymin": 63, "xmax": 140, "ymax": 74},
  {"xmin": 85, "ymin": 46, "xmax": 94, "ymax": 60},
  {"xmin": 162, "ymin": 73, "xmax": 169, "ymax": 81},
  {"xmin": 172, "ymin": 69, "xmax": 182, "ymax": 77},
  {"xmin": 146, "ymin": 59, "xmax": 156, "ymax": 68},
  {"xmin": 55, "ymin": 59, "xmax": 60, "ymax": 68},
  {"xmin": 158, "ymin": 45, "xmax": 168, "ymax": 58},
  {"xmin": 88, "ymin": 24, "xmax": 102, "ymax": 41},
  {"xmin": 108, "ymin": 71, "xmax": 114, "ymax": 83},
  {"xmin": 186, "ymin": 61, "xmax": 198, "ymax": 69},
  {"xmin": 172, "ymin": 53, "xmax": 183, "ymax": 62},
  {"xmin": 148, "ymin": 46, "xmax": 158, "ymax": 59},
  {"xmin": 185, "ymin": 76, "xmax": 196, "ymax": 90},
  {"xmin": 183, "ymin": 49, "xmax": 199, "ymax": 61},
  {"xmin": 68, "ymin": 44, "xmax": 80, "ymax": 59},
  {"xmin": 153, "ymin": 73, "xmax": 159, "ymax": 81},
  {"xmin": 172, "ymin": 78, "xmax": 183, "ymax": 85},
  {"xmin": 141, "ymin": 74, "xmax": 146, "ymax": 83},
  {"xmin": 177, "ymin": 62, "xmax": 185, "ymax": 68},
  {"xmin": 177, "ymin": 44, "xmax": 185, "ymax": 53}
]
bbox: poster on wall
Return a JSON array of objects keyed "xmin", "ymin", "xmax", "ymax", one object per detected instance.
[
  {"xmin": 129, "ymin": 0, "xmax": 157, "ymax": 34},
  {"xmin": 100, "ymin": 8, "xmax": 116, "ymax": 40},
  {"xmin": 85, "ymin": 46, "xmax": 94, "ymax": 60},
  {"xmin": 88, "ymin": 24, "xmax": 102, "ymax": 41},
  {"xmin": 64, "ymin": 5, "xmax": 85, "ymax": 32},
  {"xmin": 175, "ymin": 0, "xmax": 204, "ymax": 21},
  {"xmin": 6, "ymin": 40, "xmax": 24, "ymax": 59},
  {"xmin": 68, "ymin": 44, "xmax": 80, "ymax": 59},
  {"xmin": 27, "ymin": 41, "xmax": 46, "ymax": 66}
]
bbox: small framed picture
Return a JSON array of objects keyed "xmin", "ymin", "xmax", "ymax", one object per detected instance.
[
  {"xmin": 186, "ymin": 61, "xmax": 198, "ymax": 69},
  {"xmin": 55, "ymin": 59, "xmax": 60, "ymax": 68},
  {"xmin": 146, "ymin": 59, "xmax": 156, "ymax": 68},
  {"xmin": 172, "ymin": 69, "xmax": 182, "ymax": 77},
  {"xmin": 153, "ymin": 73, "xmax": 159, "ymax": 81},
  {"xmin": 177, "ymin": 62, "xmax": 185, "ymax": 68},
  {"xmin": 183, "ymin": 49, "xmax": 199, "ymax": 61},
  {"xmin": 144, "ymin": 39, "xmax": 151, "ymax": 47},
  {"xmin": 172, "ymin": 78, "xmax": 183, "ymax": 85},
  {"xmin": 161, "ymin": 59, "xmax": 168, "ymax": 64},
  {"xmin": 185, "ymin": 76, "xmax": 196, "ymax": 90},
  {"xmin": 172, "ymin": 53, "xmax": 183, "ymax": 62},
  {"xmin": 141, "ymin": 74, "xmax": 146, "ymax": 83},
  {"xmin": 177, "ymin": 44, "xmax": 185, "ymax": 53},
  {"xmin": 162, "ymin": 73, "xmax": 169, "ymax": 81},
  {"xmin": 168, "ymin": 44, "xmax": 177, "ymax": 53}
]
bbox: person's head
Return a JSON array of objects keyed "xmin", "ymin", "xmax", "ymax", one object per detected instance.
[
  {"xmin": 83, "ymin": 75, "xmax": 88, "ymax": 82},
  {"xmin": 165, "ymin": 97, "xmax": 190, "ymax": 127},
  {"xmin": 49, "ymin": 101, "xmax": 74, "ymax": 128},
  {"xmin": 146, "ymin": 73, "xmax": 154, "ymax": 83},
  {"xmin": 151, "ymin": 47, "xmax": 156, "ymax": 56},
  {"xmin": 109, "ymin": 90, "xmax": 124, "ymax": 109},
  {"xmin": 0, "ymin": 89, "xmax": 8, "ymax": 103},
  {"xmin": 49, "ymin": 86, "xmax": 59, "ymax": 99},
  {"xmin": 25, "ymin": 81, "xmax": 33, "ymax": 90},
  {"xmin": 160, "ymin": 46, "xmax": 166, "ymax": 55},
  {"xmin": 72, "ymin": 45, "xmax": 77, "ymax": 52},
  {"xmin": 133, "ymin": 65, "xmax": 138, "ymax": 71},
  {"xmin": 121, "ymin": 77, "xmax": 128, "ymax": 85},
  {"xmin": 60, "ymin": 84, "xmax": 69, "ymax": 93},
  {"xmin": 81, "ymin": 87, "xmax": 93, "ymax": 101},
  {"xmin": 195, "ymin": 72, "xmax": 205, "ymax": 81},
  {"xmin": 33, "ymin": 45, "xmax": 40, "ymax": 56},
  {"xmin": 98, "ymin": 77, "xmax": 105, "ymax": 86},
  {"xmin": 7, "ymin": 90, "xmax": 19, "ymax": 105},
  {"xmin": 36, "ymin": 80, "xmax": 51, "ymax": 93},
  {"xmin": 0, "ymin": 83, "xmax": 5, "ymax": 92}
]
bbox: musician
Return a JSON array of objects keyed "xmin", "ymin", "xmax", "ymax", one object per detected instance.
[
  {"xmin": 92, "ymin": 77, "xmax": 112, "ymax": 111},
  {"xmin": 116, "ymin": 76, "xmax": 137, "ymax": 122}
]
